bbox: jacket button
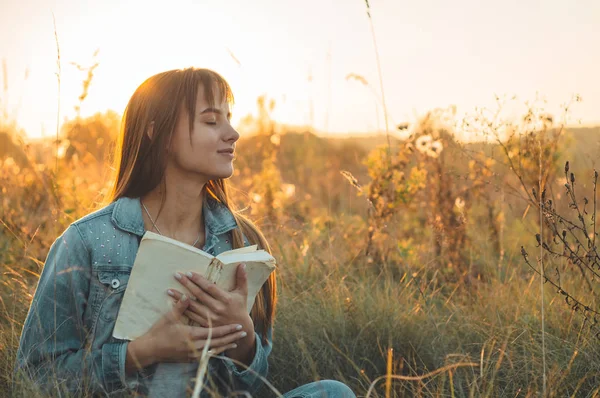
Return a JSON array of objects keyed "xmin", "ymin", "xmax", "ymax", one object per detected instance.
[{"xmin": 111, "ymin": 278, "xmax": 120, "ymax": 289}]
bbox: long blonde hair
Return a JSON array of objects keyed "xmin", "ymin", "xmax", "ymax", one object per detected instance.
[{"xmin": 107, "ymin": 67, "xmax": 276, "ymax": 342}]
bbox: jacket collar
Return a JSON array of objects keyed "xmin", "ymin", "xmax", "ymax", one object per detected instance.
[{"xmin": 111, "ymin": 195, "xmax": 238, "ymax": 238}]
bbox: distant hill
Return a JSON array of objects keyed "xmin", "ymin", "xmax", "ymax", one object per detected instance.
[
  {"xmin": 562, "ymin": 126, "xmax": 600, "ymax": 168},
  {"xmin": 321, "ymin": 126, "xmax": 599, "ymax": 168},
  {"xmin": 319, "ymin": 133, "xmax": 402, "ymax": 153}
]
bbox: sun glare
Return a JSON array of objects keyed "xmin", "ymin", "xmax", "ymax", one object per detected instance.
[{"xmin": 0, "ymin": 0, "xmax": 598, "ymax": 140}]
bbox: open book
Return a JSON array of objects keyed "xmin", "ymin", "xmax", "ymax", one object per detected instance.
[{"xmin": 113, "ymin": 231, "xmax": 276, "ymax": 341}]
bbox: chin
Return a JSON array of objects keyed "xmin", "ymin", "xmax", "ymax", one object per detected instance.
[{"xmin": 211, "ymin": 167, "xmax": 234, "ymax": 180}]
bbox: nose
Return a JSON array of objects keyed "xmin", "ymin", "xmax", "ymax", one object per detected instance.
[{"xmin": 224, "ymin": 123, "xmax": 240, "ymax": 144}]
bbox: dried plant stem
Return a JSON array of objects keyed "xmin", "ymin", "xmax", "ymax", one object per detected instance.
[
  {"xmin": 385, "ymin": 347, "xmax": 392, "ymax": 398},
  {"xmin": 538, "ymin": 139, "xmax": 547, "ymax": 396},
  {"xmin": 364, "ymin": 362, "xmax": 478, "ymax": 397},
  {"xmin": 592, "ymin": 170, "xmax": 598, "ymax": 253},
  {"xmin": 521, "ymin": 248, "xmax": 600, "ymax": 317},
  {"xmin": 363, "ymin": 1, "xmax": 391, "ymax": 157},
  {"xmin": 52, "ymin": 13, "xmax": 61, "ymax": 177},
  {"xmin": 325, "ymin": 44, "xmax": 332, "ymax": 132},
  {"xmin": 191, "ymin": 321, "xmax": 212, "ymax": 398}
]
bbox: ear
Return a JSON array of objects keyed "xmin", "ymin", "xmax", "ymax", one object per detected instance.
[{"xmin": 146, "ymin": 121, "xmax": 155, "ymax": 140}]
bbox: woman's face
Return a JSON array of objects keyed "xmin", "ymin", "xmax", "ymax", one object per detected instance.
[{"xmin": 168, "ymin": 84, "xmax": 239, "ymax": 181}]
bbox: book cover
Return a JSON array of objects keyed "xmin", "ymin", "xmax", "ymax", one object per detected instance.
[{"xmin": 113, "ymin": 231, "xmax": 276, "ymax": 340}]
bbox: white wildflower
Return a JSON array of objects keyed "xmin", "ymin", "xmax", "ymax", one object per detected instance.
[
  {"xmin": 415, "ymin": 135, "xmax": 432, "ymax": 153},
  {"xmin": 282, "ymin": 183, "xmax": 295, "ymax": 198},
  {"xmin": 455, "ymin": 197, "xmax": 465, "ymax": 209},
  {"xmin": 430, "ymin": 140, "xmax": 443, "ymax": 154}
]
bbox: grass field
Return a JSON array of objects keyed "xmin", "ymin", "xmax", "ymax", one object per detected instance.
[{"xmin": 1, "ymin": 98, "xmax": 600, "ymax": 397}]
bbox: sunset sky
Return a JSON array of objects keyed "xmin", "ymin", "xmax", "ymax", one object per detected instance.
[{"xmin": 1, "ymin": 0, "xmax": 599, "ymax": 139}]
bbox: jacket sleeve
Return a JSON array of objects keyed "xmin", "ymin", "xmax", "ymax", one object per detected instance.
[
  {"xmin": 14, "ymin": 224, "xmax": 132, "ymax": 395},
  {"xmin": 218, "ymin": 326, "xmax": 273, "ymax": 396}
]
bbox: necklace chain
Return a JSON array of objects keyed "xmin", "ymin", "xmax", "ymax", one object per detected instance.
[{"xmin": 141, "ymin": 201, "xmax": 202, "ymax": 248}]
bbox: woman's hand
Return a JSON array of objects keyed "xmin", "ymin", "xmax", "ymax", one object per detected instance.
[
  {"xmin": 170, "ymin": 263, "xmax": 258, "ymax": 368},
  {"xmin": 170, "ymin": 263, "xmax": 252, "ymax": 330},
  {"xmin": 125, "ymin": 295, "xmax": 248, "ymax": 374}
]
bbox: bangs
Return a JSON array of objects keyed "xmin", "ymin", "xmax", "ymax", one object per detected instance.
[{"xmin": 181, "ymin": 68, "xmax": 234, "ymax": 132}]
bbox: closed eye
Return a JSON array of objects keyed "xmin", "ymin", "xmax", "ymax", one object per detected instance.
[{"xmin": 201, "ymin": 107, "xmax": 231, "ymax": 122}]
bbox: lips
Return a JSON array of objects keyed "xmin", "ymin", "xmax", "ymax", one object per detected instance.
[{"xmin": 217, "ymin": 148, "xmax": 234, "ymax": 154}]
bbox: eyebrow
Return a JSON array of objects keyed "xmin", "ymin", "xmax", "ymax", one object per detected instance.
[{"xmin": 200, "ymin": 107, "xmax": 232, "ymax": 120}]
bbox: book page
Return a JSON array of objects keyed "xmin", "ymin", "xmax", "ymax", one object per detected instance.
[
  {"xmin": 215, "ymin": 249, "xmax": 276, "ymax": 311},
  {"xmin": 214, "ymin": 254, "xmax": 276, "ymax": 313},
  {"xmin": 113, "ymin": 232, "xmax": 213, "ymax": 340},
  {"xmin": 140, "ymin": 231, "xmax": 215, "ymax": 259},
  {"xmin": 219, "ymin": 244, "xmax": 259, "ymax": 255},
  {"xmin": 216, "ymin": 250, "xmax": 274, "ymax": 265},
  {"xmin": 113, "ymin": 232, "xmax": 276, "ymax": 340}
]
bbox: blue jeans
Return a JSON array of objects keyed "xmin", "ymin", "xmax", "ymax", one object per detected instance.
[{"xmin": 282, "ymin": 380, "xmax": 356, "ymax": 398}]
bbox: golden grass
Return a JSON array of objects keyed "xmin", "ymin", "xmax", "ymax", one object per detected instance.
[{"xmin": 1, "ymin": 109, "xmax": 600, "ymax": 397}]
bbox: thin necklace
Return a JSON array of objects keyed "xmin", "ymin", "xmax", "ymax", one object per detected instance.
[{"xmin": 141, "ymin": 201, "xmax": 202, "ymax": 248}]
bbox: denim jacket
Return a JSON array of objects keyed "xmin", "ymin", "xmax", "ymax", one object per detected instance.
[{"xmin": 15, "ymin": 195, "xmax": 272, "ymax": 397}]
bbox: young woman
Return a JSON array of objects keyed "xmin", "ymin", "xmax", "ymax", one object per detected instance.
[{"xmin": 15, "ymin": 68, "xmax": 355, "ymax": 397}]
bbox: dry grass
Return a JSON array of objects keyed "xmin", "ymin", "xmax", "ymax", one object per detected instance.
[
  {"xmin": 1, "ymin": 107, "xmax": 600, "ymax": 397},
  {"xmin": 1, "ymin": 64, "xmax": 599, "ymax": 395}
]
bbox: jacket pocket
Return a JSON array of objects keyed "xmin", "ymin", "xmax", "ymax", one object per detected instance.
[{"xmin": 96, "ymin": 266, "xmax": 131, "ymax": 323}]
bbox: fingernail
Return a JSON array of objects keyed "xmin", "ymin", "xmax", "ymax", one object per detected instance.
[
  {"xmin": 181, "ymin": 294, "xmax": 187, "ymax": 302},
  {"xmin": 167, "ymin": 289, "xmax": 175, "ymax": 297},
  {"xmin": 242, "ymin": 263, "xmax": 246, "ymax": 271},
  {"xmin": 231, "ymin": 344, "xmax": 237, "ymax": 348},
  {"xmin": 235, "ymin": 324, "xmax": 243, "ymax": 330},
  {"xmin": 240, "ymin": 331, "xmax": 247, "ymax": 337},
  {"xmin": 174, "ymin": 272, "xmax": 182, "ymax": 280},
  {"xmin": 186, "ymin": 272, "xmax": 193, "ymax": 278}
]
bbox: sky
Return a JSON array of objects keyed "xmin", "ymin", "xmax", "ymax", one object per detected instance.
[{"xmin": 0, "ymin": 0, "xmax": 599, "ymax": 139}]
